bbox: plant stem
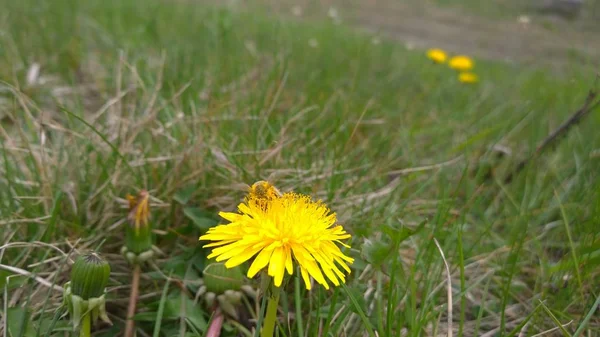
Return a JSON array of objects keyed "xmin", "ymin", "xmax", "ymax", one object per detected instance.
[
  {"xmin": 294, "ymin": 275, "xmax": 304, "ymax": 337},
  {"xmin": 79, "ymin": 313, "xmax": 91, "ymax": 337},
  {"xmin": 261, "ymin": 287, "xmax": 281, "ymax": 337},
  {"xmin": 205, "ymin": 307, "xmax": 225, "ymax": 337},
  {"xmin": 125, "ymin": 264, "xmax": 141, "ymax": 337}
]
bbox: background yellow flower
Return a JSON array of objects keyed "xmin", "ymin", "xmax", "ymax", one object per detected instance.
[
  {"xmin": 449, "ymin": 55, "xmax": 474, "ymax": 71},
  {"xmin": 459, "ymin": 72, "xmax": 479, "ymax": 83},
  {"xmin": 426, "ymin": 48, "xmax": 447, "ymax": 64}
]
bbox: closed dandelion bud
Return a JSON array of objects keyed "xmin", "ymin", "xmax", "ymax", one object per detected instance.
[
  {"xmin": 241, "ymin": 285, "xmax": 257, "ymax": 299},
  {"xmin": 203, "ymin": 262, "xmax": 244, "ymax": 295},
  {"xmin": 205, "ymin": 292, "xmax": 216, "ymax": 307},
  {"xmin": 65, "ymin": 252, "xmax": 111, "ymax": 329},
  {"xmin": 197, "ymin": 285, "xmax": 207, "ymax": 298},
  {"xmin": 224, "ymin": 289, "xmax": 242, "ymax": 303},
  {"xmin": 125, "ymin": 190, "xmax": 153, "ymax": 256},
  {"xmin": 217, "ymin": 293, "xmax": 239, "ymax": 319},
  {"xmin": 71, "ymin": 252, "xmax": 110, "ymax": 300}
]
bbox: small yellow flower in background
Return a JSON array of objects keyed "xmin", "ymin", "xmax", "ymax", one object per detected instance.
[
  {"xmin": 458, "ymin": 72, "xmax": 479, "ymax": 84},
  {"xmin": 449, "ymin": 55, "xmax": 474, "ymax": 71},
  {"xmin": 127, "ymin": 190, "xmax": 149, "ymax": 234},
  {"xmin": 200, "ymin": 190, "xmax": 354, "ymax": 290},
  {"xmin": 426, "ymin": 48, "xmax": 447, "ymax": 64}
]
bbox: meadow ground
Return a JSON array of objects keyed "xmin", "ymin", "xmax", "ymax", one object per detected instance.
[{"xmin": 0, "ymin": 0, "xmax": 599, "ymax": 336}]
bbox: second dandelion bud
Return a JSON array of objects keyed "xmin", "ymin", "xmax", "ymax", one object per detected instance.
[{"xmin": 122, "ymin": 190, "xmax": 154, "ymax": 264}]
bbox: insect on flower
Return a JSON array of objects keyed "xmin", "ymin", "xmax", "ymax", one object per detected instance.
[{"xmin": 249, "ymin": 180, "xmax": 282, "ymax": 200}]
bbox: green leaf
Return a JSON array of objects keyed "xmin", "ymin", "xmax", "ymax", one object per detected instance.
[
  {"xmin": 133, "ymin": 312, "xmax": 159, "ymax": 321},
  {"xmin": 38, "ymin": 310, "xmax": 71, "ymax": 336},
  {"xmin": 173, "ymin": 186, "xmax": 196, "ymax": 205},
  {"xmin": 7, "ymin": 307, "xmax": 36, "ymax": 337},
  {"xmin": 183, "ymin": 207, "xmax": 218, "ymax": 230},
  {"xmin": 94, "ymin": 325, "xmax": 126, "ymax": 337},
  {"xmin": 389, "ymin": 220, "xmax": 426, "ymax": 243},
  {"xmin": 362, "ymin": 221, "xmax": 426, "ymax": 267},
  {"xmin": 1, "ymin": 272, "xmax": 29, "ymax": 291},
  {"xmin": 361, "ymin": 240, "xmax": 393, "ymax": 267},
  {"xmin": 164, "ymin": 294, "xmax": 207, "ymax": 332},
  {"xmin": 139, "ymin": 291, "xmax": 208, "ymax": 333},
  {"xmin": 0, "ymin": 269, "xmax": 13, "ymax": 289}
]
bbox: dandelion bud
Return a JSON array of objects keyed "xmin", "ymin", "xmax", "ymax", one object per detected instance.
[
  {"xmin": 200, "ymin": 265, "xmax": 252, "ymax": 320},
  {"xmin": 241, "ymin": 285, "xmax": 257, "ymax": 299},
  {"xmin": 70, "ymin": 252, "xmax": 110, "ymax": 300},
  {"xmin": 217, "ymin": 293, "xmax": 239, "ymax": 319},
  {"xmin": 223, "ymin": 289, "xmax": 242, "ymax": 303},
  {"xmin": 203, "ymin": 262, "xmax": 244, "ymax": 295},
  {"xmin": 204, "ymin": 292, "xmax": 216, "ymax": 307},
  {"xmin": 124, "ymin": 190, "xmax": 153, "ymax": 256},
  {"xmin": 65, "ymin": 252, "xmax": 111, "ymax": 329}
]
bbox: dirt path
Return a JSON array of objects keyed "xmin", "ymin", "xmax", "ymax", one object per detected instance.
[{"xmin": 237, "ymin": 0, "xmax": 600, "ymax": 67}]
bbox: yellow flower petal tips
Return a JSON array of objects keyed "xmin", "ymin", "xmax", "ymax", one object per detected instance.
[
  {"xmin": 127, "ymin": 190, "xmax": 150, "ymax": 234},
  {"xmin": 200, "ymin": 185, "xmax": 353, "ymax": 290},
  {"xmin": 458, "ymin": 72, "xmax": 479, "ymax": 84},
  {"xmin": 449, "ymin": 55, "xmax": 474, "ymax": 71},
  {"xmin": 426, "ymin": 48, "xmax": 447, "ymax": 64}
]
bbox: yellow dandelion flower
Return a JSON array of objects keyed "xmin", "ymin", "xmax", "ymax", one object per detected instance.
[
  {"xmin": 449, "ymin": 55, "xmax": 474, "ymax": 71},
  {"xmin": 426, "ymin": 48, "xmax": 447, "ymax": 64},
  {"xmin": 199, "ymin": 192, "xmax": 354, "ymax": 290},
  {"xmin": 458, "ymin": 72, "xmax": 479, "ymax": 84},
  {"xmin": 127, "ymin": 190, "xmax": 149, "ymax": 234}
]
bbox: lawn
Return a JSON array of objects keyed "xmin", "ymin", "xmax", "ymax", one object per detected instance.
[{"xmin": 1, "ymin": 0, "xmax": 599, "ymax": 336}]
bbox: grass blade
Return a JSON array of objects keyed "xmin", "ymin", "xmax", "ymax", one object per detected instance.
[
  {"xmin": 556, "ymin": 191, "xmax": 584, "ymax": 293},
  {"xmin": 572, "ymin": 294, "xmax": 600, "ymax": 337},
  {"xmin": 153, "ymin": 277, "xmax": 171, "ymax": 337},
  {"xmin": 539, "ymin": 300, "xmax": 573, "ymax": 337},
  {"xmin": 60, "ymin": 106, "xmax": 138, "ymax": 182},
  {"xmin": 340, "ymin": 283, "xmax": 376, "ymax": 337},
  {"xmin": 321, "ymin": 287, "xmax": 338, "ymax": 337}
]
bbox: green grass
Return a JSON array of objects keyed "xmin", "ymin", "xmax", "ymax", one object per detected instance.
[{"xmin": 1, "ymin": 0, "xmax": 599, "ymax": 336}]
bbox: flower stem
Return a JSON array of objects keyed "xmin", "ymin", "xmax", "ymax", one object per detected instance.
[
  {"xmin": 261, "ymin": 287, "xmax": 280, "ymax": 337},
  {"xmin": 205, "ymin": 307, "xmax": 225, "ymax": 337},
  {"xmin": 294, "ymin": 275, "xmax": 304, "ymax": 337},
  {"xmin": 125, "ymin": 264, "xmax": 141, "ymax": 337},
  {"xmin": 79, "ymin": 313, "xmax": 91, "ymax": 337}
]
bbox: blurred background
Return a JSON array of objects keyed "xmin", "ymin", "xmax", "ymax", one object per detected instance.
[
  {"xmin": 1, "ymin": 0, "xmax": 599, "ymax": 336},
  {"xmin": 229, "ymin": 0, "xmax": 600, "ymax": 66}
]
